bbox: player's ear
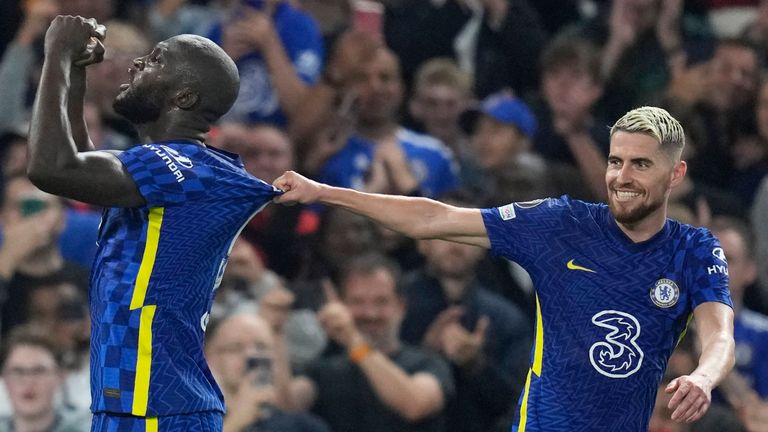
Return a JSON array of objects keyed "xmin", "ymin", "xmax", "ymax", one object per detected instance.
[
  {"xmin": 670, "ymin": 160, "xmax": 687, "ymax": 188},
  {"xmin": 175, "ymin": 88, "xmax": 199, "ymax": 110}
]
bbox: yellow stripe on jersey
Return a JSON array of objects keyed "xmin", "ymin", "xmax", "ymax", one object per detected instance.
[
  {"xmin": 676, "ymin": 313, "xmax": 694, "ymax": 346},
  {"xmin": 518, "ymin": 295, "xmax": 544, "ymax": 431},
  {"xmin": 146, "ymin": 416, "xmax": 158, "ymax": 432},
  {"xmin": 532, "ymin": 295, "xmax": 543, "ymax": 376},
  {"xmin": 133, "ymin": 305, "xmax": 157, "ymax": 416},
  {"xmin": 518, "ymin": 369, "xmax": 534, "ymax": 431},
  {"xmin": 130, "ymin": 207, "xmax": 164, "ymax": 310}
]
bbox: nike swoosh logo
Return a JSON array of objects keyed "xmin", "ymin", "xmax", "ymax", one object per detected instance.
[{"xmin": 567, "ymin": 259, "xmax": 596, "ymax": 273}]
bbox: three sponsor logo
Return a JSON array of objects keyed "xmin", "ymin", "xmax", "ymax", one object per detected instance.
[{"xmin": 589, "ymin": 310, "xmax": 644, "ymax": 378}]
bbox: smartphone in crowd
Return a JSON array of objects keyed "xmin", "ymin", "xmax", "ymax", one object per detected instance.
[
  {"xmin": 246, "ymin": 354, "xmax": 273, "ymax": 387},
  {"xmin": 352, "ymin": 0, "xmax": 384, "ymax": 37},
  {"xmin": 19, "ymin": 196, "xmax": 47, "ymax": 218}
]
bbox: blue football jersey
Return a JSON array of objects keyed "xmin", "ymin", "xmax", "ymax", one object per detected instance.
[
  {"xmin": 734, "ymin": 309, "xmax": 768, "ymax": 398},
  {"xmin": 481, "ymin": 196, "xmax": 732, "ymax": 432},
  {"xmin": 208, "ymin": 2, "xmax": 324, "ymax": 125},
  {"xmin": 318, "ymin": 128, "xmax": 459, "ymax": 199},
  {"xmin": 90, "ymin": 141, "xmax": 281, "ymax": 416}
]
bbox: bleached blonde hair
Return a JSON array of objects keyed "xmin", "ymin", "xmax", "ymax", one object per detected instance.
[{"xmin": 610, "ymin": 106, "xmax": 685, "ymax": 161}]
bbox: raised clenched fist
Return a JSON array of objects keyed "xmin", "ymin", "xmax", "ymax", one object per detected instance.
[{"xmin": 43, "ymin": 15, "xmax": 106, "ymax": 66}]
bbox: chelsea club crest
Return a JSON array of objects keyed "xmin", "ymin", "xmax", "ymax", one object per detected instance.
[{"xmin": 650, "ymin": 278, "xmax": 680, "ymax": 308}]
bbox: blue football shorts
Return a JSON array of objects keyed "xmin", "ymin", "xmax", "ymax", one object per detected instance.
[{"xmin": 91, "ymin": 411, "xmax": 223, "ymax": 432}]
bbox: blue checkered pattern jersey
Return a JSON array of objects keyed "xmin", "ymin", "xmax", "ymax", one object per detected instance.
[
  {"xmin": 89, "ymin": 141, "xmax": 281, "ymax": 417},
  {"xmin": 481, "ymin": 196, "xmax": 732, "ymax": 432}
]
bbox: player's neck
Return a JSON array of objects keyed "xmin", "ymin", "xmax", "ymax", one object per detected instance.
[
  {"xmin": 615, "ymin": 210, "xmax": 667, "ymax": 244},
  {"xmin": 134, "ymin": 115, "xmax": 208, "ymax": 146}
]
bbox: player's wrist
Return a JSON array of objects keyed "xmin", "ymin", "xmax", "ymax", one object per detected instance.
[
  {"xmin": 44, "ymin": 38, "xmax": 77, "ymax": 58},
  {"xmin": 316, "ymin": 183, "xmax": 337, "ymax": 204},
  {"xmin": 690, "ymin": 372, "xmax": 714, "ymax": 391},
  {"xmin": 43, "ymin": 51, "xmax": 77, "ymax": 72}
]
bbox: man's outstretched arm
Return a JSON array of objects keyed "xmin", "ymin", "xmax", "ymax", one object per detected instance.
[
  {"xmin": 666, "ymin": 302, "xmax": 735, "ymax": 423},
  {"xmin": 27, "ymin": 16, "xmax": 144, "ymax": 208},
  {"xmin": 273, "ymin": 171, "xmax": 490, "ymax": 248}
]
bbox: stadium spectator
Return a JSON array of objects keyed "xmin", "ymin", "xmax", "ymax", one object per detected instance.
[
  {"xmin": 408, "ymin": 58, "xmax": 472, "ymax": 162},
  {"xmin": 0, "ymin": 325, "xmax": 91, "ymax": 432},
  {"xmin": 381, "ymin": 0, "xmax": 469, "ymax": 90},
  {"xmin": 0, "ymin": 0, "xmax": 56, "ymax": 134},
  {"xmin": 534, "ymin": 34, "xmax": 609, "ymax": 201},
  {"xmin": 207, "ymin": 0, "xmax": 324, "ymax": 126},
  {"xmin": 212, "ymin": 236, "xmax": 326, "ymax": 369},
  {"xmin": 294, "ymin": 0, "xmax": 350, "ymax": 42},
  {"xmin": 205, "ymin": 312, "xmax": 330, "ymax": 432},
  {"xmin": 729, "ymin": 77, "xmax": 768, "ymax": 206},
  {"xmin": 469, "ymin": 91, "xmax": 538, "ymax": 181},
  {"xmin": 288, "ymin": 253, "xmax": 455, "ymax": 432},
  {"xmin": 0, "ymin": 131, "xmax": 100, "ymax": 269},
  {"xmin": 578, "ymin": 0, "xmax": 689, "ymax": 121},
  {"xmin": 0, "ymin": 0, "xmax": 118, "ymax": 136},
  {"xmin": 292, "ymin": 207, "xmax": 384, "ymax": 310},
  {"xmin": 753, "ymin": 176, "xmax": 768, "ymax": 309},
  {"xmin": 400, "ymin": 227, "xmax": 531, "ymax": 432},
  {"xmin": 664, "ymin": 103, "xmax": 749, "ymax": 222},
  {"xmin": 668, "ymin": 38, "xmax": 760, "ymax": 189},
  {"xmin": 147, "ymin": 0, "xmax": 224, "ymax": 43},
  {"xmin": 469, "ymin": 0, "xmax": 547, "ymax": 100},
  {"xmin": 711, "ymin": 217, "xmax": 768, "ymax": 400},
  {"xmin": 314, "ymin": 47, "xmax": 459, "ymax": 198},
  {"xmin": 469, "ymin": 91, "xmax": 587, "ymax": 205},
  {"xmin": 0, "ymin": 176, "xmax": 89, "ymax": 337}
]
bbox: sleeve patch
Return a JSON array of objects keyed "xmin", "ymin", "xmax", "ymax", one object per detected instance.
[{"xmin": 498, "ymin": 204, "xmax": 516, "ymax": 221}]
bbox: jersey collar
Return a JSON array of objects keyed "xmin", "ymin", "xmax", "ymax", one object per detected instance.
[{"xmin": 602, "ymin": 207, "xmax": 672, "ymax": 253}]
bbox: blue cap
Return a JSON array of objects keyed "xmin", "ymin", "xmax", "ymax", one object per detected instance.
[{"xmin": 480, "ymin": 93, "xmax": 537, "ymax": 139}]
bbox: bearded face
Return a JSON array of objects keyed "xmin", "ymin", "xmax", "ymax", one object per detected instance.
[
  {"xmin": 608, "ymin": 188, "xmax": 667, "ymax": 225},
  {"xmin": 606, "ymin": 132, "xmax": 681, "ymax": 228},
  {"xmin": 112, "ymin": 79, "xmax": 168, "ymax": 124}
]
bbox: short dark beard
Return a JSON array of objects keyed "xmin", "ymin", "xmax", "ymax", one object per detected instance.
[
  {"xmin": 609, "ymin": 197, "xmax": 664, "ymax": 225},
  {"xmin": 112, "ymin": 84, "xmax": 165, "ymax": 124}
]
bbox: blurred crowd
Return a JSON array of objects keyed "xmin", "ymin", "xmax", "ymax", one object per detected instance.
[{"xmin": 1, "ymin": 0, "xmax": 768, "ymax": 431}]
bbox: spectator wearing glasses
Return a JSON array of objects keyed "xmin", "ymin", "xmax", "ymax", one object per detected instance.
[{"xmin": 0, "ymin": 325, "xmax": 90, "ymax": 432}]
